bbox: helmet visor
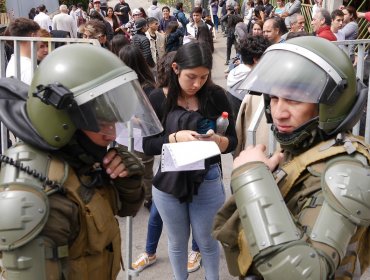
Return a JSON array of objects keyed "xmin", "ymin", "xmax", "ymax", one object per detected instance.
[
  {"xmin": 238, "ymin": 50, "xmax": 337, "ymax": 103},
  {"xmin": 77, "ymin": 79, "xmax": 163, "ymax": 137}
]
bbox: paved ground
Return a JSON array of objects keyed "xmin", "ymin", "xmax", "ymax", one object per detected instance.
[
  {"xmin": 108, "ymin": 0, "xmax": 238, "ymax": 279},
  {"xmin": 118, "ymin": 154, "xmax": 235, "ymax": 280}
]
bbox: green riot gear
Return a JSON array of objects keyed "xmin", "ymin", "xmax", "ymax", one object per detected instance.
[
  {"xmin": 0, "ymin": 43, "xmax": 151, "ymax": 280},
  {"xmin": 27, "ymin": 43, "xmax": 162, "ymax": 149},
  {"xmin": 238, "ymin": 36, "xmax": 366, "ymax": 138},
  {"xmin": 219, "ymin": 36, "xmax": 370, "ymax": 280}
]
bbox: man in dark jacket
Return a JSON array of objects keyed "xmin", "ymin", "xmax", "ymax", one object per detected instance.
[
  {"xmin": 114, "ymin": 0, "xmax": 131, "ymax": 25},
  {"xmin": 221, "ymin": 6, "xmax": 243, "ymax": 65},
  {"xmin": 173, "ymin": 2, "xmax": 189, "ymax": 34},
  {"xmin": 132, "ymin": 18, "xmax": 156, "ymax": 68},
  {"xmin": 219, "ymin": 0, "xmax": 228, "ymax": 34},
  {"xmin": 263, "ymin": 0, "xmax": 274, "ymax": 17}
]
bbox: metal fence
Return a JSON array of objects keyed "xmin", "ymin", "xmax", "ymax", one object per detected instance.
[
  {"xmin": 246, "ymin": 39, "xmax": 370, "ymax": 151},
  {"xmin": 0, "ymin": 36, "xmax": 100, "ymax": 154},
  {"xmin": 0, "ymin": 36, "xmax": 100, "ymax": 78},
  {"xmin": 301, "ymin": 3, "xmax": 370, "ymax": 41}
]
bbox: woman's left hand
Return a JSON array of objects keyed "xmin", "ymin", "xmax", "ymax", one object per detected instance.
[{"xmin": 176, "ymin": 130, "xmax": 200, "ymax": 142}]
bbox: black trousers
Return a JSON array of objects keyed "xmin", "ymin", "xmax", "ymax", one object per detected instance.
[{"xmin": 226, "ymin": 34, "xmax": 236, "ymax": 62}]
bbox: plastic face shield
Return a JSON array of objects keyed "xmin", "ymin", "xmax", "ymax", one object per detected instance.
[
  {"xmin": 73, "ymin": 73, "xmax": 163, "ymax": 137},
  {"xmin": 238, "ymin": 44, "xmax": 344, "ymax": 104}
]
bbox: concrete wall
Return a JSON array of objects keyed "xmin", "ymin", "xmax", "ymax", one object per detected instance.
[{"xmin": 6, "ymin": 0, "xmax": 58, "ymax": 19}]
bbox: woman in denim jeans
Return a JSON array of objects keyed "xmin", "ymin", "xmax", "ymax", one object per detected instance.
[
  {"xmin": 132, "ymin": 52, "xmax": 203, "ymax": 274},
  {"xmin": 143, "ymin": 42, "xmax": 237, "ymax": 279}
]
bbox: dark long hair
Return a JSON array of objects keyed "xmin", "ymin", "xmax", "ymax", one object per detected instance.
[
  {"xmin": 165, "ymin": 21, "xmax": 179, "ymax": 36},
  {"xmin": 118, "ymin": 44, "xmax": 155, "ymax": 93},
  {"xmin": 29, "ymin": 8, "xmax": 37, "ymax": 20},
  {"xmin": 89, "ymin": 9, "xmax": 105, "ymax": 21},
  {"xmin": 157, "ymin": 51, "xmax": 177, "ymax": 88},
  {"xmin": 107, "ymin": 7, "xmax": 120, "ymax": 31},
  {"xmin": 165, "ymin": 41, "xmax": 213, "ymax": 119},
  {"xmin": 110, "ymin": 34, "xmax": 130, "ymax": 56},
  {"xmin": 196, "ymin": 22, "xmax": 214, "ymax": 53},
  {"xmin": 139, "ymin": 7, "xmax": 148, "ymax": 19}
]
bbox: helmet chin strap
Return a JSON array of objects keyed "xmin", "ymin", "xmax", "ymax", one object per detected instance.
[{"xmin": 273, "ymin": 117, "xmax": 321, "ymax": 154}]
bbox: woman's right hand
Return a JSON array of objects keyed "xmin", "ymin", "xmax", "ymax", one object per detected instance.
[{"xmin": 172, "ymin": 130, "xmax": 199, "ymax": 143}]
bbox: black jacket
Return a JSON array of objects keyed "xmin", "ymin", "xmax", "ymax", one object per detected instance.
[
  {"xmin": 221, "ymin": 13, "xmax": 243, "ymax": 37},
  {"xmin": 143, "ymin": 84, "xmax": 237, "ymax": 202},
  {"xmin": 132, "ymin": 31, "xmax": 156, "ymax": 67},
  {"xmin": 165, "ymin": 28, "xmax": 184, "ymax": 52}
]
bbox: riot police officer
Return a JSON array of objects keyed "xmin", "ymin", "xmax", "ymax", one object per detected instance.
[
  {"xmin": 214, "ymin": 36, "xmax": 370, "ymax": 279},
  {"xmin": 0, "ymin": 44, "xmax": 162, "ymax": 279}
]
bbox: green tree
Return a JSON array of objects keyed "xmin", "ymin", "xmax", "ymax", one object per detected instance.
[
  {"xmin": 59, "ymin": 0, "xmax": 89, "ymax": 10},
  {"xmin": 158, "ymin": 0, "xmax": 194, "ymax": 13},
  {"xmin": 0, "ymin": 0, "xmax": 6, "ymax": 13}
]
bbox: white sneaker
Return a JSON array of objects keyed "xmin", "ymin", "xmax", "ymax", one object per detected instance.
[
  {"xmin": 187, "ymin": 250, "xmax": 201, "ymax": 273},
  {"xmin": 132, "ymin": 252, "xmax": 157, "ymax": 272}
]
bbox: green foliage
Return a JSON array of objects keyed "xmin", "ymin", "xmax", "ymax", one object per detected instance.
[
  {"xmin": 158, "ymin": 0, "xmax": 193, "ymax": 13},
  {"xmin": 0, "ymin": 0, "xmax": 6, "ymax": 13},
  {"xmin": 59, "ymin": 0, "xmax": 89, "ymax": 10}
]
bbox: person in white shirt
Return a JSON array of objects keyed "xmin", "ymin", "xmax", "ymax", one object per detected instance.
[
  {"xmin": 312, "ymin": 0, "xmax": 323, "ymax": 19},
  {"xmin": 146, "ymin": 17, "xmax": 165, "ymax": 79},
  {"xmin": 33, "ymin": 4, "xmax": 52, "ymax": 31},
  {"xmin": 75, "ymin": 3, "xmax": 88, "ymax": 27},
  {"xmin": 92, "ymin": 0, "xmax": 106, "ymax": 17},
  {"xmin": 6, "ymin": 18, "xmax": 41, "ymax": 85},
  {"xmin": 281, "ymin": 0, "xmax": 301, "ymax": 28},
  {"xmin": 341, "ymin": 5, "xmax": 358, "ymax": 61},
  {"xmin": 69, "ymin": 4, "xmax": 77, "ymax": 22},
  {"xmin": 185, "ymin": 7, "xmax": 211, "ymax": 44},
  {"xmin": 52, "ymin": 4, "xmax": 78, "ymax": 38},
  {"xmin": 226, "ymin": 35, "xmax": 270, "ymax": 118}
]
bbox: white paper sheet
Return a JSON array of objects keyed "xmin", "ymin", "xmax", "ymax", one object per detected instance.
[{"xmin": 161, "ymin": 141, "xmax": 221, "ymax": 172}]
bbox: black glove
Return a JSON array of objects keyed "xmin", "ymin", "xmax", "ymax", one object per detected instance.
[{"xmin": 111, "ymin": 146, "xmax": 145, "ymax": 177}]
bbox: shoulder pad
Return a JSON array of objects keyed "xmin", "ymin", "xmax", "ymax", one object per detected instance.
[{"xmin": 0, "ymin": 142, "xmax": 67, "ymax": 190}]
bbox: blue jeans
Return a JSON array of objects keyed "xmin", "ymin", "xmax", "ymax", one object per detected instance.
[
  {"xmin": 153, "ymin": 164, "xmax": 225, "ymax": 280},
  {"xmin": 145, "ymin": 202, "xmax": 200, "ymax": 254},
  {"xmin": 213, "ymin": 15, "xmax": 219, "ymax": 31},
  {"xmin": 145, "ymin": 202, "xmax": 163, "ymax": 255}
]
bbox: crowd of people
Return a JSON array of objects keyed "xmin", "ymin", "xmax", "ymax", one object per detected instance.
[
  {"xmin": 223, "ymin": 0, "xmax": 370, "ymax": 119},
  {"xmin": 23, "ymin": 0, "xmax": 370, "ymax": 79},
  {"xmin": 223, "ymin": 0, "xmax": 370, "ymax": 69},
  {"xmin": 0, "ymin": 0, "xmax": 370, "ymax": 280}
]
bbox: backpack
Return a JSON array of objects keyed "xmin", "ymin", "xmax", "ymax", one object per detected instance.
[{"xmin": 77, "ymin": 11, "xmax": 86, "ymax": 27}]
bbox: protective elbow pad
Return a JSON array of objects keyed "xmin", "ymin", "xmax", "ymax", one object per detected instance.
[
  {"xmin": 232, "ymin": 162, "xmax": 330, "ymax": 279},
  {"xmin": 322, "ymin": 156, "xmax": 370, "ymax": 226},
  {"xmin": 255, "ymin": 242, "xmax": 329, "ymax": 280},
  {"xmin": 231, "ymin": 162, "xmax": 300, "ymax": 257},
  {"xmin": 309, "ymin": 156, "xmax": 370, "ymax": 267}
]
